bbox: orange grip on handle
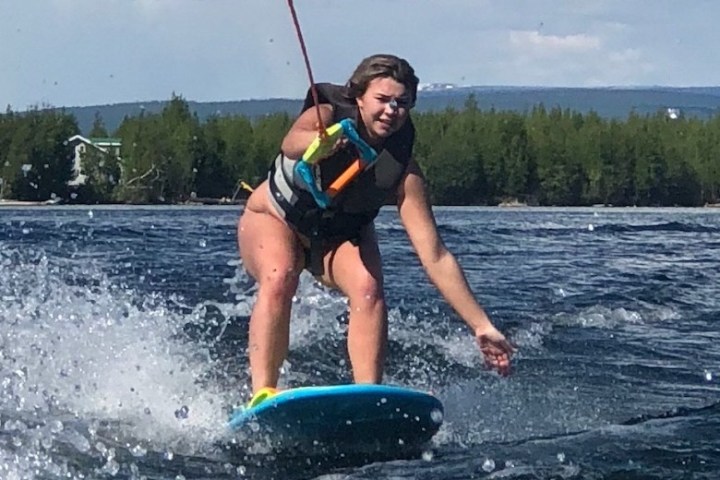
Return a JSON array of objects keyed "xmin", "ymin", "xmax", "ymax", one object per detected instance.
[{"xmin": 327, "ymin": 159, "xmax": 364, "ymax": 197}]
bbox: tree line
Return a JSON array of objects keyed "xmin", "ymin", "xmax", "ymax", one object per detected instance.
[{"xmin": 1, "ymin": 94, "xmax": 719, "ymax": 206}]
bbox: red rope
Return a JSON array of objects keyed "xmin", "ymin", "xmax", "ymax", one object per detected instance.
[{"xmin": 287, "ymin": 0, "xmax": 327, "ymax": 139}]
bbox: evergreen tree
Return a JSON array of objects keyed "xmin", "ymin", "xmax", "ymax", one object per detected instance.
[
  {"xmin": 115, "ymin": 113, "xmax": 159, "ymax": 203},
  {"xmin": 0, "ymin": 108, "xmax": 16, "ymax": 199},
  {"xmin": 88, "ymin": 111, "xmax": 110, "ymax": 138},
  {"xmin": 251, "ymin": 113, "xmax": 291, "ymax": 183},
  {"xmin": 218, "ymin": 115, "xmax": 257, "ymax": 191},
  {"xmin": 6, "ymin": 109, "xmax": 78, "ymax": 201}
]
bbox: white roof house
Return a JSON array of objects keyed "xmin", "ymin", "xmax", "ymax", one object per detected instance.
[{"xmin": 66, "ymin": 135, "xmax": 122, "ymax": 186}]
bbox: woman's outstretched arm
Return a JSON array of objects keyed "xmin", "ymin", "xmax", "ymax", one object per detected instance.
[{"xmin": 396, "ymin": 160, "xmax": 515, "ymax": 375}]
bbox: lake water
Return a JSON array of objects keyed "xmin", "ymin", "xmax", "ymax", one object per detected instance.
[{"xmin": 1, "ymin": 205, "xmax": 719, "ymax": 479}]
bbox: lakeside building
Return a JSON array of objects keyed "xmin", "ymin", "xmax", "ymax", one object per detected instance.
[{"xmin": 66, "ymin": 135, "xmax": 122, "ymax": 186}]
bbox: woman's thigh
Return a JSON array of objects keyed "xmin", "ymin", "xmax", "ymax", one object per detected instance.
[
  {"xmin": 238, "ymin": 208, "xmax": 304, "ymax": 283},
  {"xmin": 321, "ymin": 224, "xmax": 384, "ymax": 297}
]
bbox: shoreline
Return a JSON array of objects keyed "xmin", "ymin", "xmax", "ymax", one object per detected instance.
[
  {"xmin": 2, "ymin": 198, "xmax": 719, "ymax": 209},
  {"xmin": 0, "ymin": 198, "xmax": 245, "ymax": 207},
  {"xmin": 0, "ymin": 199, "xmax": 61, "ymax": 207}
]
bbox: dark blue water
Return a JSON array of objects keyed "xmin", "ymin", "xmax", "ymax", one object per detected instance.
[{"xmin": 1, "ymin": 206, "xmax": 719, "ymax": 479}]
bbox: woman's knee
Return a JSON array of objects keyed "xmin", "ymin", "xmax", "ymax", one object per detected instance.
[
  {"xmin": 257, "ymin": 265, "xmax": 300, "ymax": 301},
  {"xmin": 346, "ymin": 270, "xmax": 385, "ymax": 312}
]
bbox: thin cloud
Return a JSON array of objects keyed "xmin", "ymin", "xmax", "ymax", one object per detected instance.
[
  {"xmin": 509, "ymin": 30, "xmax": 601, "ymax": 54},
  {"xmin": 2, "ymin": 1, "xmax": 718, "ymax": 106}
]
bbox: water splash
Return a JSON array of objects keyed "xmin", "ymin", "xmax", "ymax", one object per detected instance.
[{"xmin": 0, "ymin": 246, "xmax": 235, "ymax": 477}]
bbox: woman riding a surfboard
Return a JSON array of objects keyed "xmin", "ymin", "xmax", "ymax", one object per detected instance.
[{"xmin": 237, "ymin": 54, "xmax": 515, "ymax": 398}]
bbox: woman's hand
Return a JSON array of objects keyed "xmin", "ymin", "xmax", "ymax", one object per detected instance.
[
  {"xmin": 281, "ymin": 104, "xmax": 334, "ymax": 160},
  {"xmin": 314, "ymin": 125, "xmax": 348, "ymax": 161},
  {"xmin": 475, "ymin": 325, "xmax": 515, "ymax": 376}
]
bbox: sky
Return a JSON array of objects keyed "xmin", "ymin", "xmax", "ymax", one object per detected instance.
[{"xmin": 2, "ymin": 0, "xmax": 719, "ymax": 109}]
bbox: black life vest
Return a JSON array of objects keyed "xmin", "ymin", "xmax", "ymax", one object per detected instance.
[{"xmin": 268, "ymin": 83, "xmax": 414, "ymax": 273}]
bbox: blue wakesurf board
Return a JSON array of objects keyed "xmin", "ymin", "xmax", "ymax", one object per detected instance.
[{"xmin": 228, "ymin": 384, "xmax": 444, "ymax": 457}]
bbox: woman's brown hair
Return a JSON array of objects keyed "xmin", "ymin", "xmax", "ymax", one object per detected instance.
[{"xmin": 346, "ymin": 54, "xmax": 419, "ymax": 108}]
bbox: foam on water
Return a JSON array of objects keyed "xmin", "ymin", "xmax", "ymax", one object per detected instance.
[
  {"xmin": 553, "ymin": 303, "xmax": 681, "ymax": 329},
  {"xmin": 3, "ymin": 206, "xmax": 719, "ymax": 479},
  {"xmin": 0, "ymin": 246, "xmax": 236, "ymax": 477},
  {"xmin": 287, "ymin": 274, "xmax": 349, "ymax": 350}
]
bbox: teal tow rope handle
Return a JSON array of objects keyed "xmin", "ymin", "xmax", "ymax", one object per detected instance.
[
  {"xmin": 294, "ymin": 161, "xmax": 330, "ymax": 208},
  {"xmin": 293, "ymin": 119, "xmax": 378, "ymax": 209}
]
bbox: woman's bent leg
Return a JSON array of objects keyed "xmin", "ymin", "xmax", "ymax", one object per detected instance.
[
  {"xmin": 238, "ymin": 207, "xmax": 303, "ymax": 393},
  {"xmin": 321, "ymin": 226, "xmax": 387, "ymax": 383}
]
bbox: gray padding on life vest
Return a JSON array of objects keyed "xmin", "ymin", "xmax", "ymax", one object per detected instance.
[
  {"xmin": 268, "ymin": 154, "xmax": 299, "ymax": 218},
  {"xmin": 268, "ymin": 186, "xmax": 286, "ymax": 219},
  {"xmin": 280, "ymin": 154, "xmax": 297, "ymax": 185},
  {"xmin": 281, "ymin": 155, "xmax": 319, "ymax": 194}
]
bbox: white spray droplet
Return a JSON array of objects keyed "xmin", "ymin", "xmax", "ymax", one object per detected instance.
[{"xmin": 430, "ymin": 408, "xmax": 443, "ymax": 424}]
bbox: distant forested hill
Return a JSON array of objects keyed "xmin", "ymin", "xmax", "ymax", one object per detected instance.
[{"xmin": 60, "ymin": 86, "xmax": 720, "ymax": 135}]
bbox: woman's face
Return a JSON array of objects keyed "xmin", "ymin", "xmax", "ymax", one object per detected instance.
[{"xmin": 356, "ymin": 76, "xmax": 411, "ymax": 143}]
